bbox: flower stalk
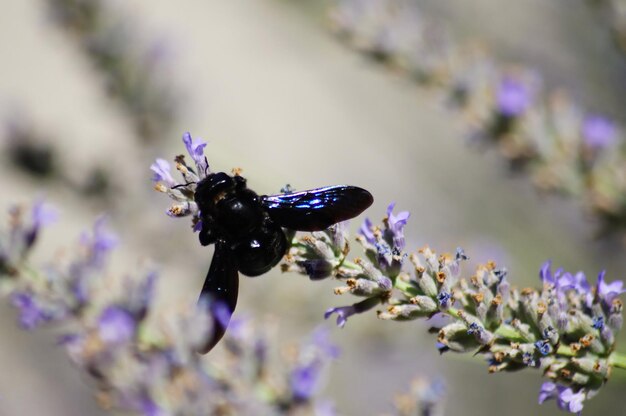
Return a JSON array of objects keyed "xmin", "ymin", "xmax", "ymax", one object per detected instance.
[
  {"xmin": 0, "ymin": 201, "xmax": 339, "ymax": 415},
  {"xmin": 283, "ymin": 203, "xmax": 626, "ymax": 414}
]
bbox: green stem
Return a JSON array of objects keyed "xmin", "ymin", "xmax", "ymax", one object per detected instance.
[{"xmin": 609, "ymin": 351, "xmax": 626, "ymax": 370}]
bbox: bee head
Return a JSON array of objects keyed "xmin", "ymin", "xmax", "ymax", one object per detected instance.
[{"xmin": 194, "ymin": 172, "xmax": 236, "ymax": 213}]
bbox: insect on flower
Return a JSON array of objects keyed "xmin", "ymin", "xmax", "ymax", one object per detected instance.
[{"xmin": 156, "ymin": 134, "xmax": 374, "ymax": 353}]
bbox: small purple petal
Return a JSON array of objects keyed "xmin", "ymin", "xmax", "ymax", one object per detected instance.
[
  {"xmin": 538, "ymin": 382, "xmax": 585, "ymax": 414},
  {"xmin": 192, "ymin": 217, "xmax": 203, "ymax": 233},
  {"xmin": 324, "ymin": 305, "xmax": 354, "ymax": 328},
  {"xmin": 385, "ymin": 202, "xmax": 410, "ymax": 250},
  {"xmin": 310, "ymin": 326, "xmax": 341, "ymax": 359},
  {"xmin": 324, "ymin": 298, "xmax": 379, "ymax": 328},
  {"xmin": 82, "ymin": 217, "xmax": 118, "ymax": 268},
  {"xmin": 24, "ymin": 200, "xmax": 57, "ymax": 248},
  {"xmin": 11, "ymin": 292, "xmax": 50, "ymax": 329},
  {"xmin": 98, "ymin": 306, "xmax": 136, "ymax": 345},
  {"xmin": 182, "ymin": 132, "xmax": 208, "ymax": 174},
  {"xmin": 496, "ymin": 77, "xmax": 530, "ymax": 117},
  {"xmin": 597, "ymin": 270, "xmax": 625, "ymax": 305},
  {"xmin": 558, "ymin": 388, "xmax": 585, "ymax": 414},
  {"xmin": 358, "ymin": 217, "xmax": 376, "ymax": 245},
  {"xmin": 31, "ymin": 200, "xmax": 58, "ymax": 227},
  {"xmin": 582, "ymin": 115, "xmax": 616, "ymax": 150},
  {"xmin": 139, "ymin": 396, "xmax": 165, "ymax": 416},
  {"xmin": 538, "ymin": 382, "xmax": 557, "ymax": 404},
  {"xmin": 291, "ymin": 361, "xmax": 321, "ymax": 401},
  {"xmin": 150, "ymin": 158, "xmax": 176, "ymax": 186}
]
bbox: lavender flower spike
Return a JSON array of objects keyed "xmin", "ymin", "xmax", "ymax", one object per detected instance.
[
  {"xmin": 2, "ymin": 202, "xmax": 341, "ymax": 415},
  {"xmin": 283, "ymin": 198, "xmax": 626, "ymax": 414}
]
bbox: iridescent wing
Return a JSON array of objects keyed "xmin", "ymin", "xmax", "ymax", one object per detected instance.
[
  {"xmin": 261, "ymin": 185, "xmax": 373, "ymax": 231},
  {"xmin": 197, "ymin": 241, "xmax": 239, "ymax": 354}
]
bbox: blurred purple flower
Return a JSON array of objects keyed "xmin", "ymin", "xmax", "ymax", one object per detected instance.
[
  {"xmin": 496, "ymin": 77, "xmax": 530, "ymax": 117},
  {"xmin": 596, "ymin": 271, "xmax": 625, "ymax": 306},
  {"xmin": 11, "ymin": 292, "xmax": 51, "ymax": 329},
  {"xmin": 150, "ymin": 158, "xmax": 176, "ymax": 187},
  {"xmin": 538, "ymin": 382, "xmax": 584, "ymax": 414},
  {"xmin": 291, "ymin": 361, "xmax": 322, "ymax": 401},
  {"xmin": 138, "ymin": 395, "xmax": 166, "ymax": 416},
  {"xmin": 81, "ymin": 216, "xmax": 118, "ymax": 268},
  {"xmin": 310, "ymin": 326, "xmax": 341, "ymax": 359},
  {"xmin": 31, "ymin": 199, "xmax": 58, "ymax": 228},
  {"xmin": 98, "ymin": 306, "xmax": 136, "ymax": 345},
  {"xmin": 358, "ymin": 217, "xmax": 376, "ymax": 245},
  {"xmin": 582, "ymin": 115, "xmax": 616, "ymax": 150},
  {"xmin": 25, "ymin": 200, "xmax": 57, "ymax": 248}
]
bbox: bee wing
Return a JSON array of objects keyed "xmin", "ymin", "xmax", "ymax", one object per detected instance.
[
  {"xmin": 261, "ymin": 185, "xmax": 373, "ymax": 231},
  {"xmin": 197, "ymin": 241, "xmax": 239, "ymax": 354}
]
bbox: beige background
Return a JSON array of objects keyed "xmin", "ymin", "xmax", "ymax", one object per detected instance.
[{"xmin": 1, "ymin": 0, "xmax": 625, "ymax": 414}]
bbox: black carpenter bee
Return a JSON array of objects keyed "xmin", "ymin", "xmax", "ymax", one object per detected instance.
[{"xmin": 193, "ymin": 171, "xmax": 373, "ymax": 353}]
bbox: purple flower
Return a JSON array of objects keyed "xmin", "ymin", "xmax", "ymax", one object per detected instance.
[
  {"xmin": 31, "ymin": 199, "xmax": 58, "ymax": 228},
  {"xmin": 534, "ymin": 340, "xmax": 552, "ymax": 356},
  {"xmin": 384, "ymin": 202, "xmax": 410, "ymax": 250},
  {"xmin": 98, "ymin": 306, "xmax": 136, "ymax": 345},
  {"xmin": 437, "ymin": 291, "xmax": 452, "ymax": 308},
  {"xmin": 291, "ymin": 361, "xmax": 322, "ymax": 401},
  {"xmin": 596, "ymin": 271, "xmax": 625, "ymax": 305},
  {"xmin": 539, "ymin": 260, "xmax": 572, "ymax": 291},
  {"xmin": 182, "ymin": 132, "xmax": 208, "ymax": 175},
  {"xmin": 150, "ymin": 158, "xmax": 176, "ymax": 186},
  {"xmin": 538, "ymin": 382, "xmax": 585, "ymax": 414},
  {"xmin": 558, "ymin": 270, "xmax": 593, "ymax": 306},
  {"xmin": 25, "ymin": 200, "xmax": 57, "ymax": 248},
  {"xmin": 496, "ymin": 77, "xmax": 530, "ymax": 117},
  {"xmin": 138, "ymin": 395, "xmax": 165, "ymax": 416},
  {"xmin": 11, "ymin": 292, "xmax": 50, "ymax": 329},
  {"xmin": 81, "ymin": 217, "xmax": 118, "ymax": 268},
  {"xmin": 358, "ymin": 217, "xmax": 376, "ymax": 245},
  {"xmin": 310, "ymin": 326, "xmax": 341, "ymax": 359},
  {"xmin": 324, "ymin": 297, "xmax": 380, "ymax": 328},
  {"xmin": 324, "ymin": 305, "xmax": 356, "ymax": 328},
  {"xmin": 559, "ymin": 271, "xmax": 590, "ymax": 293},
  {"xmin": 582, "ymin": 115, "xmax": 616, "ymax": 150}
]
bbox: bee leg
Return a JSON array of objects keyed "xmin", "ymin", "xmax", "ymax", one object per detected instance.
[{"xmin": 197, "ymin": 241, "xmax": 239, "ymax": 353}]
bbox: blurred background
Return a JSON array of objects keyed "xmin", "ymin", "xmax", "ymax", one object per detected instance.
[{"xmin": 1, "ymin": 0, "xmax": 626, "ymax": 414}]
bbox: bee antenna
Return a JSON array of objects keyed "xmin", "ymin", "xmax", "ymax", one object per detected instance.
[
  {"xmin": 171, "ymin": 181, "xmax": 196, "ymax": 190},
  {"xmin": 204, "ymin": 157, "xmax": 210, "ymax": 176}
]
